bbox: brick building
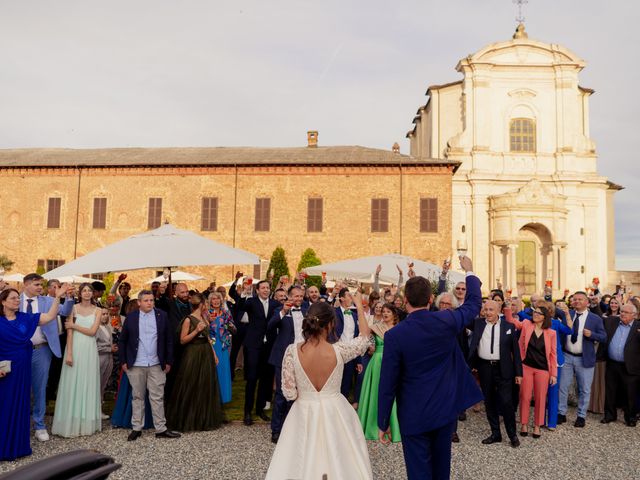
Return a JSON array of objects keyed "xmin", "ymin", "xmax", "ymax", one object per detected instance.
[{"xmin": 0, "ymin": 139, "xmax": 458, "ymax": 285}]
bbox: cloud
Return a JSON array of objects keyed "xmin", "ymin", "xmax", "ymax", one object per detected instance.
[{"xmin": 0, "ymin": 0, "xmax": 638, "ymax": 260}]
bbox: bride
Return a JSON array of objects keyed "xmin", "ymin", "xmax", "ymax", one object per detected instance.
[{"xmin": 266, "ymin": 291, "xmax": 373, "ymax": 480}]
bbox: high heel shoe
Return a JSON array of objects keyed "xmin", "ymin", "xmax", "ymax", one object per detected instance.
[
  {"xmin": 519, "ymin": 426, "xmax": 528, "ymax": 437},
  {"xmin": 532, "ymin": 433, "xmax": 541, "ymax": 439}
]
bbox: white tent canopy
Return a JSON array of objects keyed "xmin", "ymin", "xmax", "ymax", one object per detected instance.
[
  {"xmin": 301, "ymin": 253, "xmax": 465, "ymax": 285},
  {"xmin": 1, "ymin": 272, "xmax": 25, "ymax": 282},
  {"xmin": 146, "ymin": 271, "xmax": 204, "ymax": 284},
  {"xmin": 53, "ymin": 275, "xmax": 97, "ymax": 284},
  {"xmin": 44, "ymin": 224, "xmax": 259, "ymax": 279}
]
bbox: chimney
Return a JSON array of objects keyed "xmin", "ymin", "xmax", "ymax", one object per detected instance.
[
  {"xmin": 392, "ymin": 142, "xmax": 400, "ymax": 154},
  {"xmin": 307, "ymin": 130, "xmax": 318, "ymax": 148}
]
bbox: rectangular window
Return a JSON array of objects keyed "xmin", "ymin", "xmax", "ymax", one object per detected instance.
[
  {"xmin": 307, "ymin": 197, "xmax": 323, "ymax": 232},
  {"xmin": 148, "ymin": 198, "xmax": 162, "ymax": 229},
  {"xmin": 93, "ymin": 197, "xmax": 107, "ymax": 229},
  {"xmin": 45, "ymin": 259, "xmax": 65, "ymax": 272},
  {"xmin": 255, "ymin": 198, "xmax": 271, "ymax": 232},
  {"xmin": 47, "ymin": 197, "xmax": 61, "ymax": 228},
  {"xmin": 510, "ymin": 118, "xmax": 536, "ymax": 153},
  {"xmin": 371, "ymin": 198, "xmax": 389, "ymax": 233},
  {"xmin": 201, "ymin": 197, "xmax": 219, "ymax": 231},
  {"xmin": 420, "ymin": 198, "xmax": 438, "ymax": 233}
]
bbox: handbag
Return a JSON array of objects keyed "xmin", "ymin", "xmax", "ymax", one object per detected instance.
[{"xmin": 0, "ymin": 360, "xmax": 12, "ymax": 374}]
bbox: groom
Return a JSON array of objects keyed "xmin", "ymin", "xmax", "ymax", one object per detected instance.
[{"xmin": 378, "ymin": 256, "xmax": 482, "ymax": 480}]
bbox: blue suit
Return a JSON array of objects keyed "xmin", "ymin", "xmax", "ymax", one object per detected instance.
[
  {"xmin": 558, "ymin": 309, "xmax": 606, "ymax": 419},
  {"xmin": 334, "ymin": 307, "xmax": 361, "ymax": 399},
  {"xmin": 267, "ymin": 304, "xmax": 309, "ymax": 434},
  {"xmin": 20, "ymin": 294, "xmax": 74, "ymax": 431},
  {"xmin": 378, "ymin": 275, "xmax": 483, "ymax": 480}
]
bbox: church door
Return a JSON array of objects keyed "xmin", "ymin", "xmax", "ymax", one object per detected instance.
[{"xmin": 516, "ymin": 240, "xmax": 537, "ymax": 295}]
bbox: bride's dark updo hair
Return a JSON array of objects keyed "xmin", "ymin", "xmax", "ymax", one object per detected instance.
[{"xmin": 301, "ymin": 302, "xmax": 337, "ymax": 349}]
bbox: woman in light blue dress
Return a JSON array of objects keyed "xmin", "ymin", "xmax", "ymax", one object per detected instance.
[
  {"xmin": 52, "ymin": 283, "xmax": 102, "ymax": 438},
  {"xmin": 207, "ymin": 292, "xmax": 234, "ymax": 404}
]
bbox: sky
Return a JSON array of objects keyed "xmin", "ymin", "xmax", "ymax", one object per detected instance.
[{"xmin": 1, "ymin": 0, "xmax": 638, "ymax": 269}]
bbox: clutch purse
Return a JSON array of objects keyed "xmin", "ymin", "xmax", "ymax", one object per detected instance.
[{"xmin": 0, "ymin": 360, "xmax": 11, "ymax": 374}]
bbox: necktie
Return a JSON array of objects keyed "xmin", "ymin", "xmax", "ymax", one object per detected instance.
[
  {"xmin": 571, "ymin": 313, "xmax": 581, "ymax": 344},
  {"xmin": 490, "ymin": 323, "xmax": 496, "ymax": 354},
  {"xmin": 27, "ymin": 298, "xmax": 34, "ymax": 314}
]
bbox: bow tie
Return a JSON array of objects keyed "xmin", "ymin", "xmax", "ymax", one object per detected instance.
[
  {"xmin": 343, "ymin": 309, "xmax": 353, "ymax": 316},
  {"xmin": 291, "ymin": 308, "xmax": 301, "ymax": 312}
]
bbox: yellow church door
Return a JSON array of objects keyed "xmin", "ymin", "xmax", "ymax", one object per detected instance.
[{"xmin": 516, "ymin": 240, "xmax": 537, "ymax": 295}]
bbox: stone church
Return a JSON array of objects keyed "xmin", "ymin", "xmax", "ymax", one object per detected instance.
[{"xmin": 407, "ymin": 24, "xmax": 620, "ymax": 295}]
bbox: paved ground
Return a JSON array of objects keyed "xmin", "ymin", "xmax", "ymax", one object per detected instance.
[{"xmin": 1, "ymin": 407, "xmax": 638, "ymax": 479}]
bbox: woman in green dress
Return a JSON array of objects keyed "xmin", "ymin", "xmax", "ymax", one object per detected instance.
[
  {"xmin": 166, "ymin": 293, "xmax": 223, "ymax": 432},
  {"xmin": 52, "ymin": 283, "xmax": 102, "ymax": 438},
  {"xmin": 357, "ymin": 301, "xmax": 401, "ymax": 442}
]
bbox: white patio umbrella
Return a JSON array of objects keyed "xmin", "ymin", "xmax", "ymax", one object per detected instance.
[
  {"xmin": 301, "ymin": 253, "xmax": 465, "ymax": 284},
  {"xmin": 146, "ymin": 270, "xmax": 204, "ymax": 284},
  {"xmin": 43, "ymin": 223, "xmax": 260, "ymax": 279},
  {"xmin": 1, "ymin": 272, "xmax": 25, "ymax": 282},
  {"xmin": 54, "ymin": 275, "xmax": 97, "ymax": 284}
]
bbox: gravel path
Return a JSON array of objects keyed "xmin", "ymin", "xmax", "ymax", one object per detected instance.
[{"xmin": 1, "ymin": 407, "xmax": 638, "ymax": 479}]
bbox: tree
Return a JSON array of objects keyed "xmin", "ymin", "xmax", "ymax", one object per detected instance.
[
  {"xmin": 267, "ymin": 246, "xmax": 290, "ymax": 289},
  {"xmin": 297, "ymin": 248, "xmax": 322, "ymax": 288},
  {"xmin": 102, "ymin": 273, "xmax": 115, "ymax": 304},
  {"xmin": 0, "ymin": 254, "xmax": 14, "ymax": 272}
]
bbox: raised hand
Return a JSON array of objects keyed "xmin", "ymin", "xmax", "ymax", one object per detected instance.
[
  {"xmin": 353, "ymin": 290, "xmax": 363, "ymax": 306},
  {"xmin": 375, "ymin": 264, "xmax": 382, "ymax": 276},
  {"xmin": 118, "ymin": 273, "xmax": 128, "ymax": 282},
  {"xmin": 459, "ymin": 255, "xmax": 473, "ymax": 273}
]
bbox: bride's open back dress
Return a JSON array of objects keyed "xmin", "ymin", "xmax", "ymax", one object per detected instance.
[{"xmin": 265, "ymin": 336, "xmax": 373, "ymax": 480}]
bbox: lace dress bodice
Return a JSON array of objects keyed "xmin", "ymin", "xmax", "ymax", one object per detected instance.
[{"xmin": 281, "ymin": 336, "xmax": 371, "ymax": 401}]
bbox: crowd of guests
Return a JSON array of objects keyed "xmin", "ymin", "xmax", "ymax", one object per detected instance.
[{"xmin": 1, "ymin": 264, "xmax": 640, "ymax": 462}]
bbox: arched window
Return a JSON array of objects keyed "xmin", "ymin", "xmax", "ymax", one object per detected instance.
[{"xmin": 510, "ymin": 118, "xmax": 536, "ymax": 152}]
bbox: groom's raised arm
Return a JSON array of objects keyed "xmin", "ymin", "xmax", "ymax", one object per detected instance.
[{"xmin": 378, "ymin": 331, "xmax": 401, "ymax": 433}]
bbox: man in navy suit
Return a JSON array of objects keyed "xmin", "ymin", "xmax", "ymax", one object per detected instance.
[
  {"xmin": 232, "ymin": 279, "xmax": 280, "ymax": 426},
  {"xmin": 119, "ymin": 290, "xmax": 179, "ymax": 441},
  {"xmin": 378, "ymin": 256, "xmax": 483, "ymax": 480},
  {"xmin": 334, "ymin": 288, "xmax": 362, "ymax": 401},
  {"xmin": 267, "ymin": 285, "xmax": 308, "ymax": 443},
  {"xmin": 20, "ymin": 273, "xmax": 74, "ymax": 442},
  {"xmin": 468, "ymin": 300, "xmax": 522, "ymax": 447},
  {"xmin": 558, "ymin": 291, "xmax": 607, "ymax": 427}
]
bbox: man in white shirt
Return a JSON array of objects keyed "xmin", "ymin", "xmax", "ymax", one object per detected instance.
[
  {"xmin": 558, "ymin": 291, "xmax": 607, "ymax": 427},
  {"xmin": 334, "ymin": 288, "xmax": 362, "ymax": 401},
  {"xmin": 232, "ymin": 279, "xmax": 280, "ymax": 426},
  {"xmin": 469, "ymin": 300, "xmax": 522, "ymax": 448},
  {"xmin": 267, "ymin": 286, "xmax": 308, "ymax": 443},
  {"xmin": 20, "ymin": 273, "xmax": 74, "ymax": 442}
]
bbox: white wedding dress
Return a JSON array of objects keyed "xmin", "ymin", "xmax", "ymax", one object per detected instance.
[{"xmin": 265, "ymin": 336, "xmax": 373, "ymax": 480}]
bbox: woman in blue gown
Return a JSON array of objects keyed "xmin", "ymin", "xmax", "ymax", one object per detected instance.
[
  {"xmin": 110, "ymin": 368, "xmax": 154, "ymax": 429},
  {"xmin": 207, "ymin": 292, "xmax": 234, "ymax": 404},
  {"xmin": 0, "ymin": 286, "xmax": 68, "ymax": 460}
]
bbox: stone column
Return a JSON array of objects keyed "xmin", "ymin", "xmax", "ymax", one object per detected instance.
[
  {"xmin": 500, "ymin": 245, "xmax": 510, "ymax": 291},
  {"xmin": 507, "ymin": 244, "xmax": 518, "ymax": 293},
  {"xmin": 552, "ymin": 245, "xmax": 560, "ymax": 294}
]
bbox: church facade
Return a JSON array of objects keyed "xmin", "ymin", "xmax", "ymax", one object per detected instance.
[{"xmin": 407, "ymin": 24, "xmax": 620, "ymax": 295}]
